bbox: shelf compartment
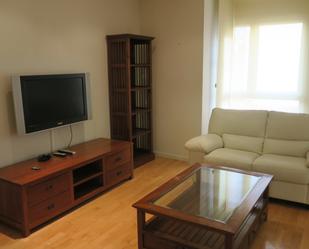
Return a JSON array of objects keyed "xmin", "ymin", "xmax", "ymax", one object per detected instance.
[
  {"xmin": 73, "ymin": 172, "xmax": 103, "ymax": 187},
  {"xmin": 133, "ymin": 133, "xmax": 152, "ymax": 152},
  {"xmin": 134, "ymin": 148, "xmax": 153, "ymax": 158},
  {"xmin": 74, "ymin": 176, "xmax": 103, "ymax": 200},
  {"xmin": 133, "ymin": 128, "xmax": 151, "ymax": 138},
  {"xmin": 130, "ymin": 40, "xmax": 151, "ymax": 65},
  {"xmin": 131, "ymin": 67, "xmax": 150, "ymax": 87},
  {"xmin": 73, "ymin": 160, "xmax": 103, "ymax": 184},
  {"xmin": 133, "ymin": 133, "xmax": 153, "ymax": 167},
  {"xmin": 134, "ymin": 107, "xmax": 151, "ymax": 112},
  {"xmin": 131, "ymin": 64, "xmax": 151, "ymax": 67},
  {"xmin": 131, "ymin": 90, "xmax": 150, "ymax": 110},
  {"xmin": 131, "ymin": 86, "xmax": 151, "ymax": 91},
  {"xmin": 132, "ymin": 108, "xmax": 151, "ymax": 116},
  {"xmin": 132, "ymin": 110, "xmax": 151, "ymax": 132}
]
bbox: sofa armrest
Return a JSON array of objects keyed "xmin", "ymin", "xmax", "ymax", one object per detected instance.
[
  {"xmin": 307, "ymin": 152, "xmax": 309, "ymax": 167},
  {"xmin": 185, "ymin": 134, "xmax": 223, "ymax": 154}
]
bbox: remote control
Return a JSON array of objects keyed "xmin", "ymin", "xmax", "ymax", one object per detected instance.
[
  {"xmin": 58, "ymin": 149, "xmax": 76, "ymax": 155},
  {"xmin": 53, "ymin": 152, "xmax": 67, "ymax": 157},
  {"xmin": 31, "ymin": 166, "xmax": 41, "ymax": 170}
]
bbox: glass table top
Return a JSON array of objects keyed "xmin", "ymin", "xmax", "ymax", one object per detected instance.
[{"xmin": 153, "ymin": 167, "xmax": 260, "ymax": 223}]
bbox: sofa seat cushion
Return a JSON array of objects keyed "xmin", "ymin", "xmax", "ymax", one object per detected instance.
[
  {"xmin": 203, "ymin": 148, "xmax": 259, "ymax": 170},
  {"xmin": 252, "ymin": 154, "xmax": 309, "ymax": 184}
]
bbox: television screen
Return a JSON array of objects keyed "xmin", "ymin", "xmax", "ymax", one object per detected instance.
[{"xmin": 12, "ymin": 73, "xmax": 91, "ymax": 134}]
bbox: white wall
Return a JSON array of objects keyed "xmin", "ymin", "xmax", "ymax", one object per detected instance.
[
  {"xmin": 140, "ymin": 0, "xmax": 205, "ymax": 160},
  {"xmin": 0, "ymin": 0, "xmax": 141, "ymax": 167}
]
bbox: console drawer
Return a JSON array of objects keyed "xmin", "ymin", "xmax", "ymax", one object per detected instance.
[
  {"xmin": 29, "ymin": 191, "xmax": 71, "ymax": 227},
  {"xmin": 27, "ymin": 173, "xmax": 70, "ymax": 206},
  {"xmin": 106, "ymin": 163, "xmax": 131, "ymax": 186},
  {"xmin": 106, "ymin": 148, "xmax": 131, "ymax": 171}
]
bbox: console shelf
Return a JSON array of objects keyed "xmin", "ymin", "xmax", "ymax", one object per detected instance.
[
  {"xmin": 73, "ymin": 160, "xmax": 103, "ymax": 184},
  {"xmin": 0, "ymin": 138, "xmax": 133, "ymax": 236},
  {"xmin": 73, "ymin": 172, "xmax": 103, "ymax": 187},
  {"xmin": 74, "ymin": 176, "xmax": 104, "ymax": 200}
]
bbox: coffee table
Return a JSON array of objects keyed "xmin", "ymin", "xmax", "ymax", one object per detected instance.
[{"xmin": 133, "ymin": 163, "xmax": 273, "ymax": 249}]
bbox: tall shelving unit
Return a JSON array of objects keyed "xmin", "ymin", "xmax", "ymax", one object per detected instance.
[{"xmin": 106, "ymin": 34, "xmax": 155, "ymax": 167}]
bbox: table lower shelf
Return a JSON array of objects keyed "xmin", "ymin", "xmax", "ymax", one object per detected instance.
[
  {"xmin": 142, "ymin": 198, "xmax": 266, "ymax": 249},
  {"xmin": 144, "ymin": 217, "xmax": 225, "ymax": 249}
]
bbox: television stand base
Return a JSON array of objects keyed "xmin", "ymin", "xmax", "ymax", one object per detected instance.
[{"xmin": 0, "ymin": 138, "xmax": 133, "ymax": 236}]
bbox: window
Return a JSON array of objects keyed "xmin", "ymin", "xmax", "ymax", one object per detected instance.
[{"xmin": 220, "ymin": 23, "xmax": 304, "ymax": 112}]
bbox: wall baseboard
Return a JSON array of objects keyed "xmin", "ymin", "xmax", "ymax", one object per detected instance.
[{"xmin": 154, "ymin": 150, "xmax": 188, "ymax": 162}]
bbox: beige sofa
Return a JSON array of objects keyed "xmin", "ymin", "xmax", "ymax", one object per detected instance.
[{"xmin": 185, "ymin": 108, "xmax": 309, "ymax": 204}]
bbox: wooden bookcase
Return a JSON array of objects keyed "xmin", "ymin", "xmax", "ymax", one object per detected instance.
[{"xmin": 106, "ymin": 34, "xmax": 155, "ymax": 167}]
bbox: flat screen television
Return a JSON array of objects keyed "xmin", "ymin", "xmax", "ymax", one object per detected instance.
[{"xmin": 12, "ymin": 73, "xmax": 91, "ymax": 135}]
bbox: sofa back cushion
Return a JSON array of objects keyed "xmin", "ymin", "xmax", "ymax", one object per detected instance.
[
  {"xmin": 266, "ymin": 111, "xmax": 309, "ymax": 140},
  {"xmin": 263, "ymin": 139, "xmax": 309, "ymax": 158},
  {"xmin": 209, "ymin": 108, "xmax": 268, "ymax": 137},
  {"xmin": 223, "ymin": 134, "xmax": 264, "ymax": 154}
]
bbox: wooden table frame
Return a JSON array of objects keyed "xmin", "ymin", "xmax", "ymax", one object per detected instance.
[{"xmin": 133, "ymin": 163, "xmax": 273, "ymax": 249}]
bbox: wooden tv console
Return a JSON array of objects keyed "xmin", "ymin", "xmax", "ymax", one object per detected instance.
[{"xmin": 0, "ymin": 138, "xmax": 133, "ymax": 236}]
